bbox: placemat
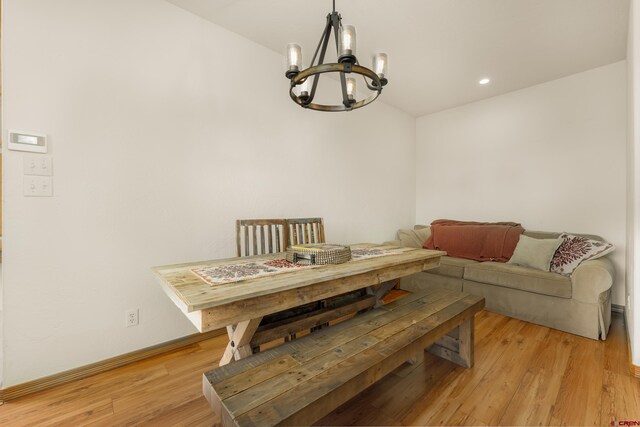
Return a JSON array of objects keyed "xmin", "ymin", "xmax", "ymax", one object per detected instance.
[{"xmin": 192, "ymin": 247, "xmax": 404, "ymax": 286}]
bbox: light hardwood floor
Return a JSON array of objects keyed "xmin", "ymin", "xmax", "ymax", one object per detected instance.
[{"xmin": 0, "ymin": 311, "xmax": 637, "ymax": 426}]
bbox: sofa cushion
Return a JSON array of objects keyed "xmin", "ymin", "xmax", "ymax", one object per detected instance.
[
  {"xmin": 464, "ymin": 262, "xmax": 571, "ymax": 298},
  {"xmin": 550, "ymin": 233, "xmax": 615, "ymax": 276},
  {"xmin": 524, "ymin": 229, "xmax": 604, "ymax": 242},
  {"xmin": 507, "ymin": 235, "xmax": 562, "ymax": 271},
  {"xmin": 431, "ymin": 256, "xmax": 479, "ymax": 279},
  {"xmin": 397, "ymin": 227, "xmax": 431, "ymax": 249}
]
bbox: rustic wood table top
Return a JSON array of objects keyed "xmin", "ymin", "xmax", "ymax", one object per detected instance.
[{"xmin": 153, "ymin": 243, "xmax": 445, "ymax": 365}]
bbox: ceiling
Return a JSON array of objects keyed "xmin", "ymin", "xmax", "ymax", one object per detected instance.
[{"xmin": 165, "ymin": 0, "xmax": 629, "ymax": 117}]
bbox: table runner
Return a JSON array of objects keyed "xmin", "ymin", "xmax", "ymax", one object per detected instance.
[{"xmin": 192, "ymin": 247, "xmax": 405, "ymax": 286}]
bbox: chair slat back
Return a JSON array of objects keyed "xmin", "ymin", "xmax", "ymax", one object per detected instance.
[
  {"xmin": 286, "ymin": 218, "xmax": 325, "ymax": 246},
  {"xmin": 236, "ymin": 219, "xmax": 289, "ymax": 257}
]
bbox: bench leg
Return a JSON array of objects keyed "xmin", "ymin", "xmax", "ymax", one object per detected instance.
[
  {"xmin": 458, "ymin": 316, "xmax": 474, "ymax": 366},
  {"xmin": 220, "ymin": 317, "xmax": 263, "ymax": 366},
  {"xmin": 428, "ymin": 316, "xmax": 475, "ymax": 368},
  {"xmin": 407, "ymin": 347, "xmax": 425, "ymax": 365}
]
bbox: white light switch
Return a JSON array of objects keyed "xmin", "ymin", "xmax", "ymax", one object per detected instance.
[
  {"xmin": 23, "ymin": 176, "xmax": 53, "ymax": 197},
  {"xmin": 23, "ymin": 155, "xmax": 53, "ymax": 176}
]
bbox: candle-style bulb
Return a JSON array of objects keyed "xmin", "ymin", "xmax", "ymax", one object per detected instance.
[
  {"xmin": 338, "ymin": 25, "xmax": 356, "ymax": 63},
  {"xmin": 346, "ymin": 77, "xmax": 356, "ymax": 101},
  {"xmin": 285, "ymin": 43, "xmax": 302, "ymax": 78},
  {"xmin": 299, "ymin": 72, "xmax": 311, "ymax": 102},
  {"xmin": 372, "ymin": 52, "xmax": 388, "ymax": 86}
]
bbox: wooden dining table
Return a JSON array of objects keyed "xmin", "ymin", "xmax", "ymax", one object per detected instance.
[{"xmin": 153, "ymin": 243, "xmax": 444, "ymax": 366}]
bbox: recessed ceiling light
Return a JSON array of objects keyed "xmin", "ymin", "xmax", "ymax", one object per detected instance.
[{"xmin": 479, "ymin": 78, "xmax": 491, "ymax": 85}]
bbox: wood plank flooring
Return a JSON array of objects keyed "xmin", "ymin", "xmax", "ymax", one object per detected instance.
[{"xmin": 0, "ymin": 311, "xmax": 637, "ymax": 426}]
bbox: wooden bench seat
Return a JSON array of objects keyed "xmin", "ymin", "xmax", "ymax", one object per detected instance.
[{"xmin": 203, "ymin": 287, "xmax": 485, "ymax": 427}]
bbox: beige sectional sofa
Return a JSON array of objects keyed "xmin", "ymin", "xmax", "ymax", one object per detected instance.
[{"xmin": 387, "ymin": 226, "xmax": 614, "ymax": 340}]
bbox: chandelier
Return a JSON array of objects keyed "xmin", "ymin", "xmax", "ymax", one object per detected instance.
[{"xmin": 284, "ymin": 0, "xmax": 388, "ymax": 112}]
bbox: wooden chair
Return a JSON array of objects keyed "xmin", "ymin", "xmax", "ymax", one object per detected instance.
[
  {"xmin": 236, "ymin": 219, "xmax": 289, "ymax": 257},
  {"xmin": 286, "ymin": 217, "xmax": 325, "ymax": 246}
]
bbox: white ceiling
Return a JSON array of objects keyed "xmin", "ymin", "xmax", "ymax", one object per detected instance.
[{"xmin": 165, "ymin": 0, "xmax": 629, "ymax": 117}]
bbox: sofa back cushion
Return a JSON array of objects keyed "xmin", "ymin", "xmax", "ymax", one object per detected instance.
[
  {"xmin": 523, "ymin": 230, "xmax": 604, "ymax": 242},
  {"xmin": 397, "ymin": 227, "xmax": 431, "ymax": 248}
]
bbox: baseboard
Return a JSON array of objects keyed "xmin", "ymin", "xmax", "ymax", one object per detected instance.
[
  {"xmin": 631, "ymin": 364, "xmax": 640, "ymax": 378},
  {"xmin": 612, "ymin": 303, "xmax": 625, "ymax": 314},
  {"xmin": 0, "ymin": 328, "xmax": 224, "ymax": 402},
  {"xmin": 621, "ymin": 311, "xmax": 640, "ymax": 379}
]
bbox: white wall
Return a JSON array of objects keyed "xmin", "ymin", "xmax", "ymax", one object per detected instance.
[
  {"xmin": 1, "ymin": 0, "xmax": 417, "ymax": 386},
  {"xmin": 416, "ymin": 62, "xmax": 627, "ymax": 306},
  {"xmin": 627, "ymin": 0, "xmax": 640, "ymax": 366}
]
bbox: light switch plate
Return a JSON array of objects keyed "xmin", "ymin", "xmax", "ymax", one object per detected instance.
[
  {"xmin": 23, "ymin": 155, "xmax": 53, "ymax": 176},
  {"xmin": 23, "ymin": 176, "xmax": 53, "ymax": 197}
]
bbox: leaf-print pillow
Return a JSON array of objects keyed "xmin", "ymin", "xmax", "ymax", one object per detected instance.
[{"xmin": 550, "ymin": 233, "xmax": 614, "ymax": 276}]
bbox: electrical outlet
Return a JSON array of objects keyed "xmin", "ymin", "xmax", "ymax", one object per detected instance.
[{"xmin": 126, "ymin": 309, "xmax": 139, "ymax": 327}]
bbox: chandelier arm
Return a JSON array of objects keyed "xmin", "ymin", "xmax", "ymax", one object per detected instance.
[
  {"xmin": 309, "ymin": 15, "xmax": 334, "ymax": 103},
  {"xmin": 310, "ymin": 15, "xmax": 332, "ymax": 68},
  {"xmin": 339, "ymin": 71, "xmax": 351, "ymax": 109},
  {"xmin": 331, "ymin": 12, "xmax": 341, "ymax": 54},
  {"xmin": 361, "ymin": 74, "xmax": 380, "ymax": 92},
  {"xmin": 331, "ymin": 12, "xmax": 351, "ymax": 109}
]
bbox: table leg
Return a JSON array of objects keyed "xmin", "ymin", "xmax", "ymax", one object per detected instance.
[
  {"xmin": 219, "ymin": 317, "xmax": 263, "ymax": 366},
  {"xmin": 367, "ymin": 279, "xmax": 399, "ymax": 308}
]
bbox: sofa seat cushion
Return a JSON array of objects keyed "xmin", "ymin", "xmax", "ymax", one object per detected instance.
[
  {"xmin": 463, "ymin": 262, "xmax": 571, "ymax": 298},
  {"xmin": 432, "ymin": 256, "xmax": 479, "ymax": 279}
]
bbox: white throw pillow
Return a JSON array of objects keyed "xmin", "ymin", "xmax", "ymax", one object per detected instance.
[
  {"xmin": 550, "ymin": 233, "xmax": 614, "ymax": 275},
  {"xmin": 507, "ymin": 235, "xmax": 563, "ymax": 272}
]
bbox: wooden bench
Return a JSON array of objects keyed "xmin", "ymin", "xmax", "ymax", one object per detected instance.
[{"xmin": 202, "ymin": 287, "xmax": 485, "ymax": 426}]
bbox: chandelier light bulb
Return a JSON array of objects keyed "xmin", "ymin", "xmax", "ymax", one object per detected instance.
[
  {"xmin": 346, "ymin": 77, "xmax": 356, "ymax": 100},
  {"xmin": 373, "ymin": 53, "xmax": 388, "ymax": 85},
  {"xmin": 299, "ymin": 74, "xmax": 312, "ymax": 100},
  {"xmin": 339, "ymin": 25, "xmax": 356, "ymax": 63},
  {"xmin": 286, "ymin": 43, "xmax": 302, "ymax": 76}
]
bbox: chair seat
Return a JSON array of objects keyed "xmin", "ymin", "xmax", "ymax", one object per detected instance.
[{"xmin": 463, "ymin": 262, "xmax": 571, "ymax": 298}]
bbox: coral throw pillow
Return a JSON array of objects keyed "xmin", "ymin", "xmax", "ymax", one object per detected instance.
[{"xmin": 550, "ymin": 233, "xmax": 614, "ymax": 275}]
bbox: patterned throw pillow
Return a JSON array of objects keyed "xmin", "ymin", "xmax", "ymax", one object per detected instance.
[{"xmin": 550, "ymin": 233, "xmax": 614, "ymax": 275}]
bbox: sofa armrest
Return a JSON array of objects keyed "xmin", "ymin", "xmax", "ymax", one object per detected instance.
[
  {"xmin": 571, "ymin": 257, "xmax": 615, "ymax": 303},
  {"xmin": 383, "ymin": 240, "xmax": 402, "ymax": 247}
]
